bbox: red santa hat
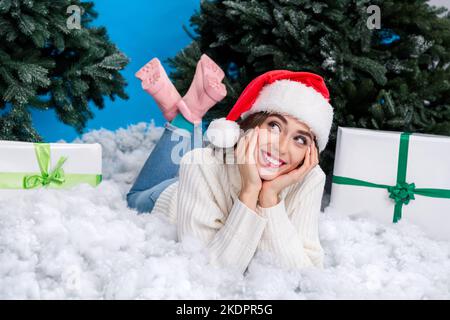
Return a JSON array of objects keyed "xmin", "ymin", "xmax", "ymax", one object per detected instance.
[{"xmin": 206, "ymin": 70, "xmax": 334, "ymax": 152}]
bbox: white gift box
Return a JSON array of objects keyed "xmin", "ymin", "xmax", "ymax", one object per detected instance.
[
  {"xmin": 328, "ymin": 127, "xmax": 450, "ymax": 241},
  {"xmin": 0, "ymin": 140, "xmax": 102, "ymax": 195}
]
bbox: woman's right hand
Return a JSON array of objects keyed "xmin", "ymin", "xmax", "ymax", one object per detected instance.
[{"xmin": 235, "ymin": 127, "xmax": 261, "ymax": 211}]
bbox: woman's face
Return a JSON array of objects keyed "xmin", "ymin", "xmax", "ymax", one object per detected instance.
[{"xmin": 255, "ymin": 114, "xmax": 315, "ymax": 180}]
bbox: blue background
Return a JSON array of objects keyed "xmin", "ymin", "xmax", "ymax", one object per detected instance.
[{"xmin": 31, "ymin": 0, "xmax": 199, "ymax": 142}]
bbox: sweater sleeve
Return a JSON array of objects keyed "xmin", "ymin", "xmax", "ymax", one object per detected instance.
[
  {"xmin": 256, "ymin": 170, "xmax": 325, "ymax": 270},
  {"xmin": 176, "ymin": 149, "xmax": 268, "ymax": 274}
]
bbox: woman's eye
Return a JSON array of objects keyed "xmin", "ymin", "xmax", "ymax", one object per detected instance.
[
  {"xmin": 268, "ymin": 121, "xmax": 281, "ymax": 133},
  {"xmin": 295, "ymin": 135, "xmax": 307, "ymax": 145}
]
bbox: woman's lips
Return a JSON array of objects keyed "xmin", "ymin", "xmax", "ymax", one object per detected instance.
[{"xmin": 259, "ymin": 150, "xmax": 286, "ymax": 168}]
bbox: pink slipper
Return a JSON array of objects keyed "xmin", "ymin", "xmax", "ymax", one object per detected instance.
[
  {"xmin": 176, "ymin": 54, "xmax": 227, "ymax": 124},
  {"xmin": 135, "ymin": 58, "xmax": 181, "ymax": 121},
  {"xmin": 199, "ymin": 53, "xmax": 225, "ymax": 81}
]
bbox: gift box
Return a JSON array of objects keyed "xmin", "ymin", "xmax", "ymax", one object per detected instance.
[
  {"xmin": 328, "ymin": 127, "xmax": 450, "ymax": 241},
  {"xmin": 0, "ymin": 140, "xmax": 102, "ymax": 191}
]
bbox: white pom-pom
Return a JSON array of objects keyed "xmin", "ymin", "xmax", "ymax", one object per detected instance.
[{"xmin": 206, "ymin": 118, "xmax": 241, "ymax": 148}]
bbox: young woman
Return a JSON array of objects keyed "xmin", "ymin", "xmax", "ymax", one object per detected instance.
[{"xmin": 127, "ymin": 55, "xmax": 334, "ymax": 274}]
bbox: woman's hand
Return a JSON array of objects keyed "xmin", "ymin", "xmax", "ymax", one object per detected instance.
[
  {"xmin": 236, "ymin": 127, "xmax": 262, "ymax": 211},
  {"xmin": 259, "ymin": 141, "xmax": 319, "ymax": 208}
]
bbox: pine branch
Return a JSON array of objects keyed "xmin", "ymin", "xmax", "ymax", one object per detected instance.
[{"xmin": 0, "ymin": 0, "xmax": 129, "ymax": 141}]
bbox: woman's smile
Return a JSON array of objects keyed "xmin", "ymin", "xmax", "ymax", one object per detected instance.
[
  {"xmin": 259, "ymin": 149, "xmax": 286, "ymax": 169},
  {"xmin": 257, "ymin": 148, "xmax": 288, "ymax": 179}
]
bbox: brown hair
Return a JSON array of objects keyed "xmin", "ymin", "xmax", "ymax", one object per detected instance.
[{"xmin": 237, "ymin": 111, "xmax": 272, "ymax": 132}]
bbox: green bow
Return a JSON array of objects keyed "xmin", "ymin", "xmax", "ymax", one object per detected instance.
[
  {"xmin": 333, "ymin": 132, "xmax": 450, "ymax": 223},
  {"xmin": 23, "ymin": 144, "xmax": 68, "ymax": 189},
  {"xmin": 387, "ymin": 181, "xmax": 416, "ymax": 205}
]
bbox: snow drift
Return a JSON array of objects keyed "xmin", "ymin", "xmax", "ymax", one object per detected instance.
[{"xmin": 0, "ymin": 122, "xmax": 448, "ymax": 299}]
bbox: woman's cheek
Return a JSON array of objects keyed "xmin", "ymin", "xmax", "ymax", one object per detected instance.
[
  {"xmin": 258, "ymin": 128, "xmax": 271, "ymax": 146},
  {"xmin": 294, "ymin": 149, "xmax": 307, "ymax": 166}
]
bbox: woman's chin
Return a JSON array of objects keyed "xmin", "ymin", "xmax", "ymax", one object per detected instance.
[{"xmin": 257, "ymin": 166, "xmax": 281, "ymax": 181}]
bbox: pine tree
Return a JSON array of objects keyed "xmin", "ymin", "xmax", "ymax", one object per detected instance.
[
  {"xmin": 167, "ymin": 0, "xmax": 450, "ymax": 180},
  {"xmin": 0, "ymin": 0, "xmax": 129, "ymax": 142}
]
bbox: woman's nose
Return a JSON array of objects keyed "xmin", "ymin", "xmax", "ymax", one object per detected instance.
[
  {"xmin": 278, "ymin": 135, "xmax": 289, "ymax": 154},
  {"xmin": 269, "ymin": 134, "xmax": 288, "ymax": 155}
]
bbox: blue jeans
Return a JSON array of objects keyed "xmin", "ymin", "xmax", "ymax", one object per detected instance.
[{"xmin": 126, "ymin": 122, "xmax": 203, "ymax": 213}]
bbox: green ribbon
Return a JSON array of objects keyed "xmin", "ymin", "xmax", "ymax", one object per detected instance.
[
  {"xmin": 0, "ymin": 143, "xmax": 102, "ymax": 189},
  {"xmin": 23, "ymin": 143, "xmax": 67, "ymax": 189},
  {"xmin": 333, "ymin": 132, "xmax": 450, "ymax": 223}
]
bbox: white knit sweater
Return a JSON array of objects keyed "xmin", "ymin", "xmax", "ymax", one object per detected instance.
[{"xmin": 151, "ymin": 147, "xmax": 326, "ymax": 274}]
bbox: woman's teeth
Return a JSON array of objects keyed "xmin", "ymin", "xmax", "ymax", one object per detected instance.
[{"xmin": 262, "ymin": 151, "xmax": 284, "ymax": 168}]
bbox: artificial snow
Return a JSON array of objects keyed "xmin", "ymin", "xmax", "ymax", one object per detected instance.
[{"xmin": 0, "ymin": 122, "xmax": 449, "ymax": 299}]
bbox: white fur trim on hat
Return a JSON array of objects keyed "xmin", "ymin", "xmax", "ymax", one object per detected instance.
[
  {"xmin": 206, "ymin": 118, "xmax": 241, "ymax": 148},
  {"xmin": 241, "ymin": 79, "xmax": 334, "ymax": 152}
]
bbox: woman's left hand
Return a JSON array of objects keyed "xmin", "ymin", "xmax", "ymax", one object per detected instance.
[{"xmin": 258, "ymin": 141, "xmax": 319, "ymax": 208}]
